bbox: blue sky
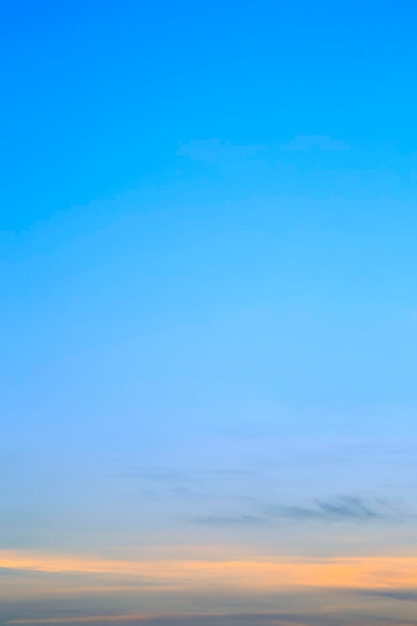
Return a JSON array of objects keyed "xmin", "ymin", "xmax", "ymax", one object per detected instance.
[{"xmin": 1, "ymin": 1, "xmax": 417, "ymax": 625}]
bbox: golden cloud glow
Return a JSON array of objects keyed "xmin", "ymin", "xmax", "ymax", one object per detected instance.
[{"xmin": 1, "ymin": 548, "xmax": 417, "ymax": 592}]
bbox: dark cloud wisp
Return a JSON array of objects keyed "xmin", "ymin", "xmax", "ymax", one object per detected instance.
[{"xmin": 191, "ymin": 495, "xmax": 412, "ymax": 527}]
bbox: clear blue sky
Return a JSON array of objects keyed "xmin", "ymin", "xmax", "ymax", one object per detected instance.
[{"xmin": 1, "ymin": 2, "xmax": 417, "ymax": 625}]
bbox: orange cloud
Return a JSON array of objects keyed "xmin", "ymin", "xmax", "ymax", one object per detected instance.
[{"xmin": 1, "ymin": 549, "xmax": 417, "ymax": 592}]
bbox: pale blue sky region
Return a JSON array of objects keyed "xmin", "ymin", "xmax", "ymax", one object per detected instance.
[{"xmin": 1, "ymin": 1, "xmax": 417, "ymax": 624}]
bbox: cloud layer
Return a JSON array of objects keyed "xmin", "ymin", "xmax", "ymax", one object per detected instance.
[{"xmin": 1, "ymin": 549, "xmax": 417, "ymax": 591}]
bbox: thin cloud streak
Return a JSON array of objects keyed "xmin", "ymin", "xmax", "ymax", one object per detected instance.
[
  {"xmin": 7, "ymin": 615, "xmax": 159, "ymax": 624},
  {"xmin": 6, "ymin": 613, "xmax": 417, "ymax": 626},
  {"xmin": 358, "ymin": 589, "xmax": 417, "ymax": 602},
  {"xmin": 190, "ymin": 514, "xmax": 264, "ymax": 526}
]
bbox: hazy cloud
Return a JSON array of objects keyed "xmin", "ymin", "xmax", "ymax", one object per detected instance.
[
  {"xmin": 120, "ymin": 468, "xmax": 256, "ymax": 483},
  {"xmin": 177, "ymin": 139, "xmax": 265, "ymax": 163},
  {"xmin": 190, "ymin": 513, "xmax": 264, "ymax": 526},
  {"xmin": 3, "ymin": 611, "xmax": 416, "ymax": 626},
  {"xmin": 358, "ymin": 589, "xmax": 417, "ymax": 602}
]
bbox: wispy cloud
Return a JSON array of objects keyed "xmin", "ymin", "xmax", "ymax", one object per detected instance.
[
  {"xmin": 191, "ymin": 495, "xmax": 411, "ymax": 528},
  {"xmin": 264, "ymin": 495, "xmax": 406, "ymax": 523},
  {"xmin": 280, "ymin": 135, "xmax": 350, "ymax": 151}
]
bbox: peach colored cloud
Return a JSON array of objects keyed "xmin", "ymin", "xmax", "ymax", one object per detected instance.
[{"xmin": 1, "ymin": 549, "xmax": 417, "ymax": 593}]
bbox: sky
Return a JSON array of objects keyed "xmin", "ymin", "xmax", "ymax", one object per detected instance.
[{"xmin": 1, "ymin": 0, "xmax": 417, "ymax": 624}]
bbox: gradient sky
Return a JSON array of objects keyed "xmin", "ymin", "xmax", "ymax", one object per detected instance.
[{"xmin": 1, "ymin": 1, "xmax": 417, "ymax": 624}]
